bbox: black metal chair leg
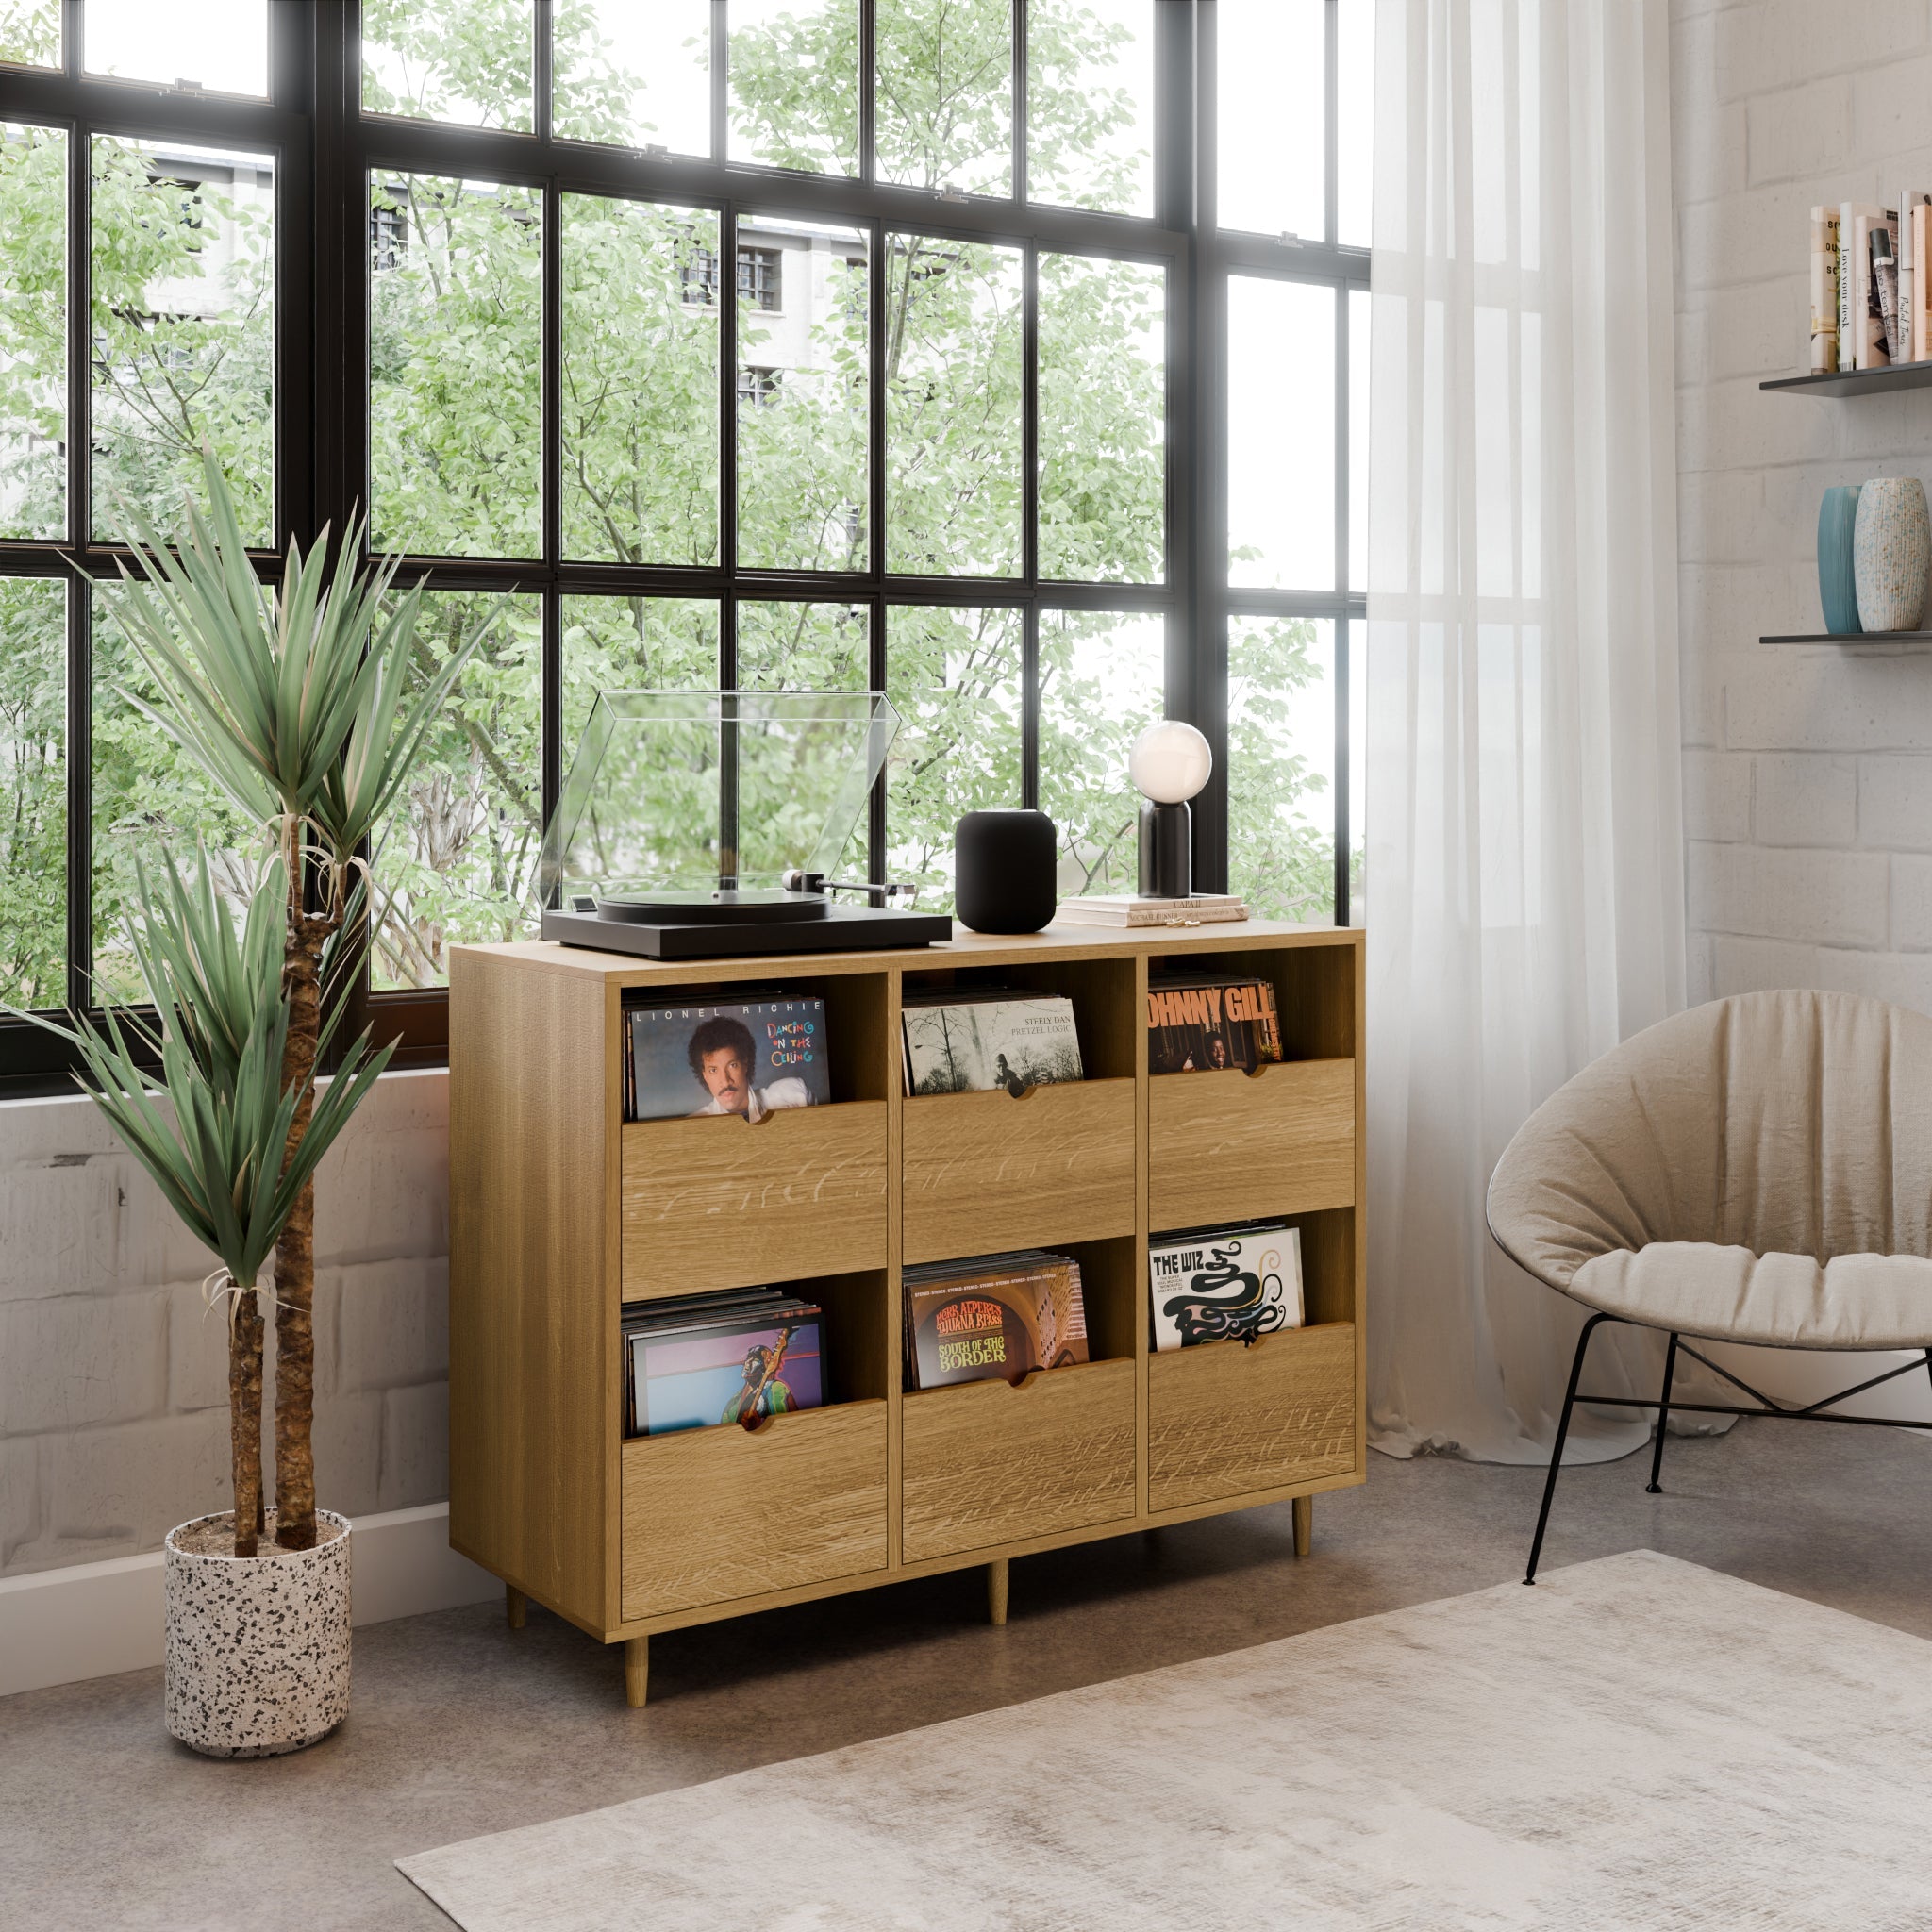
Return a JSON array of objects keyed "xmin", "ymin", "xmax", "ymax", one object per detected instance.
[
  {"xmin": 1645, "ymin": 1331, "xmax": 1680, "ymax": 1494},
  {"xmin": 1524, "ymin": 1312, "xmax": 1611, "ymax": 1586}
]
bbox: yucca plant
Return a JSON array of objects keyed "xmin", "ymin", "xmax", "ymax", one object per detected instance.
[{"xmin": 70, "ymin": 452, "xmax": 498, "ymax": 1552}]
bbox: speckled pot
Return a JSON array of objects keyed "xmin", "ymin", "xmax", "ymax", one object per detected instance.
[
  {"xmin": 1853, "ymin": 476, "xmax": 1931, "ymax": 633},
  {"xmin": 164, "ymin": 1508, "xmax": 351, "ymax": 1758}
]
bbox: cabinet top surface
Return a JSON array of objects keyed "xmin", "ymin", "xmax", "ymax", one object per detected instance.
[{"xmin": 455, "ymin": 918, "xmax": 1362, "ymax": 985}]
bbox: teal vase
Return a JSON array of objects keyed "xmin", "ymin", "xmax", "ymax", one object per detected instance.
[{"xmin": 1818, "ymin": 485, "xmax": 1863, "ymax": 635}]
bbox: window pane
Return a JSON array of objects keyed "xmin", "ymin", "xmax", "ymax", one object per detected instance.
[
  {"xmin": 85, "ymin": 0, "xmax": 266, "ymax": 97},
  {"xmin": 728, "ymin": 0, "xmax": 859, "ymax": 177},
  {"xmin": 737, "ymin": 602, "xmax": 870, "ymax": 880},
  {"xmin": 1347, "ymin": 615, "xmax": 1364, "ymax": 919},
  {"xmin": 91, "ymin": 585, "xmax": 264, "ymax": 1003},
  {"xmin": 738, "ymin": 216, "xmax": 867, "ymax": 573},
  {"xmin": 370, "ymin": 591, "xmax": 543, "ymax": 991},
  {"xmin": 92, "ymin": 138, "xmax": 274, "ymax": 546},
  {"xmin": 737, "ymin": 600, "xmax": 868, "ymax": 689},
  {"xmin": 1350, "ymin": 287, "xmax": 1368, "ymax": 591},
  {"xmin": 1227, "ymin": 276, "xmax": 1333, "ymax": 591},
  {"xmin": 1039, "ymin": 254, "xmax": 1162, "ymax": 583},
  {"xmin": 560, "ymin": 194, "xmax": 718, "ymax": 567},
  {"xmin": 1218, "ymin": 0, "xmax": 1323, "ymax": 240},
  {"xmin": 886, "ymin": 606, "xmax": 1023, "ymax": 911},
  {"xmin": 0, "ymin": 124, "xmax": 64, "ymax": 540},
  {"xmin": 0, "ymin": 578, "xmax": 64, "ymax": 1008},
  {"xmin": 559, "ymin": 595, "xmax": 720, "ymax": 760},
  {"xmin": 554, "ymin": 0, "xmax": 709, "ymax": 154},
  {"xmin": 886, "ymin": 235, "xmax": 1023, "ymax": 576},
  {"xmin": 1338, "ymin": 0, "xmax": 1374, "ymax": 247},
  {"xmin": 1026, "ymin": 0, "xmax": 1153, "ymax": 216},
  {"xmin": 1038, "ymin": 609, "xmax": 1163, "ymax": 897},
  {"xmin": 361, "ymin": 0, "xmax": 534, "ymax": 131},
  {"xmin": 1227, "ymin": 615, "xmax": 1336, "ymax": 923},
  {"xmin": 0, "ymin": 1, "xmax": 58, "ymax": 69},
  {"xmin": 876, "ymin": 0, "xmax": 1011, "ymax": 197},
  {"xmin": 372, "ymin": 175, "xmax": 541, "ymax": 560}
]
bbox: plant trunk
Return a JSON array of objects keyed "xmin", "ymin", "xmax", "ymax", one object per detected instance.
[
  {"xmin": 274, "ymin": 907, "xmax": 332, "ymax": 1552},
  {"xmin": 228, "ymin": 1283, "xmax": 264, "ymax": 1559}
]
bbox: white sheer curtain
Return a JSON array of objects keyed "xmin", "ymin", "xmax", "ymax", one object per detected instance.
[{"xmin": 1364, "ymin": 0, "xmax": 1690, "ymax": 1462}]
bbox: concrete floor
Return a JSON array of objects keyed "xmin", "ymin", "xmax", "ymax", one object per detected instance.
[{"xmin": 6, "ymin": 1418, "xmax": 1931, "ymax": 1931}]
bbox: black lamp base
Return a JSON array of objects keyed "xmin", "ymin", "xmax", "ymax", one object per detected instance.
[{"xmin": 1138, "ymin": 799, "xmax": 1192, "ymax": 898}]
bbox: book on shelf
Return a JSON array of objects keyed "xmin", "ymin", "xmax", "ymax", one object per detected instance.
[
  {"xmin": 1058, "ymin": 892, "xmax": 1251, "ymax": 928},
  {"xmin": 1811, "ymin": 205, "xmax": 1840, "ymax": 374},
  {"xmin": 1874, "ymin": 221, "xmax": 1903, "ymax": 362},
  {"xmin": 901, "ymin": 988, "xmax": 1083, "ymax": 1095},
  {"xmin": 1145, "ymin": 974, "xmax": 1283, "ymax": 1074},
  {"xmin": 1148, "ymin": 1222, "xmax": 1305, "ymax": 1351},
  {"xmin": 625, "ymin": 991, "xmax": 830, "ymax": 1122},
  {"xmin": 621, "ymin": 1288, "xmax": 826, "ymax": 1436},
  {"xmin": 902, "ymin": 1250, "xmax": 1090, "ymax": 1390},
  {"xmin": 1840, "ymin": 203, "xmax": 1890, "ymax": 369}
]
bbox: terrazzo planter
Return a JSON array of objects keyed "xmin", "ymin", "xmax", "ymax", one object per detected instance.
[
  {"xmin": 164, "ymin": 1507, "xmax": 351, "ymax": 1758},
  {"xmin": 1853, "ymin": 476, "xmax": 1931, "ymax": 633}
]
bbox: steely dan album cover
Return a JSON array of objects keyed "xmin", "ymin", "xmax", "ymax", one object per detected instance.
[{"xmin": 625, "ymin": 993, "xmax": 831, "ymax": 1122}]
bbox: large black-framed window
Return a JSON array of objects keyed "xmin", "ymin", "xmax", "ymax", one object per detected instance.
[{"xmin": 0, "ymin": 0, "xmax": 1369, "ymax": 1086}]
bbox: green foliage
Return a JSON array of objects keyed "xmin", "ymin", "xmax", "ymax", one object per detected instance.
[
  {"xmin": 0, "ymin": 578, "xmax": 63, "ymax": 1007},
  {"xmin": 0, "ymin": 0, "xmax": 58, "ymax": 71}
]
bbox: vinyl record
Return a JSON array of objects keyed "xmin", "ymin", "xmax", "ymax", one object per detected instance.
[{"xmin": 595, "ymin": 889, "xmax": 828, "ymax": 927}]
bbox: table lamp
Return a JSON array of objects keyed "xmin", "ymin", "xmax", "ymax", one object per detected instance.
[{"xmin": 1131, "ymin": 720, "xmax": 1212, "ymax": 899}]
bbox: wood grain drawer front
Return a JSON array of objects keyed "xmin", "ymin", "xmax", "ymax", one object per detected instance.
[
  {"xmin": 621, "ymin": 1402, "xmax": 889, "ymax": 1621},
  {"xmin": 1148, "ymin": 1059, "xmax": 1355, "ymax": 1230},
  {"xmin": 900, "ymin": 1357, "xmax": 1137, "ymax": 1563},
  {"xmin": 1147, "ymin": 1322, "xmax": 1357, "ymax": 1514},
  {"xmin": 901, "ymin": 1080, "xmax": 1136, "ymax": 1264},
  {"xmin": 621, "ymin": 1102, "xmax": 888, "ymax": 1297}
]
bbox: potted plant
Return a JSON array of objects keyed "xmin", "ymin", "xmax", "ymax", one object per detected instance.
[{"xmin": 18, "ymin": 454, "xmax": 492, "ymax": 1755}]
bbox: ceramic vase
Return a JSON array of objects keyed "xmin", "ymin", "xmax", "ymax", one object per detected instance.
[
  {"xmin": 1853, "ymin": 476, "xmax": 1931, "ymax": 633},
  {"xmin": 1817, "ymin": 484, "xmax": 1862, "ymax": 635},
  {"xmin": 164, "ymin": 1507, "xmax": 352, "ymax": 1757}
]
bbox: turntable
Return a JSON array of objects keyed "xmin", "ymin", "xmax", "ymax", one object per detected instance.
[{"xmin": 533, "ymin": 690, "xmax": 954, "ymax": 959}]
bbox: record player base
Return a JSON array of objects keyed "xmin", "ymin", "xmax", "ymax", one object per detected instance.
[{"xmin": 448, "ymin": 921, "xmax": 1366, "ymax": 1707}]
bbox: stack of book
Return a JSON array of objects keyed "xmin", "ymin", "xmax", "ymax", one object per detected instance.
[
  {"xmin": 622, "ymin": 1288, "xmax": 826, "ymax": 1436},
  {"xmin": 624, "ymin": 989, "xmax": 831, "ymax": 1122},
  {"xmin": 1058, "ymin": 891, "xmax": 1249, "ymax": 928},
  {"xmin": 903, "ymin": 1250, "xmax": 1090, "ymax": 1389},
  {"xmin": 1148, "ymin": 1222, "xmax": 1304, "ymax": 1350},
  {"xmin": 1145, "ymin": 972, "xmax": 1284, "ymax": 1074},
  {"xmin": 901, "ymin": 986, "xmax": 1083, "ymax": 1095},
  {"xmin": 1811, "ymin": 193, "xmax": 1932, "ymax": 373}
]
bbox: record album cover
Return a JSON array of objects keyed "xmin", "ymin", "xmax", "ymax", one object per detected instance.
[
  {"xmin": 1145, "ymin": 976, "xmax": 1283, "ymax": 1074},
  {"xmin": 903, "ymin": 1251, "xmax": 1089, "ymax": 1389},
  {"xmin": 1148, "ymin": 1223, "xmax": 1303, "ymax": 1351},
  {"xmin": 625, "ymin": 1305, "xmax": 824, "ymax": 1435},
  {"xmin": 902, "ymin": 994, "xmax": 1083, "ymax": 1095},
  {"xmin": 626, "ymin": 994, "xmax": 831, "ymax": 1122}
]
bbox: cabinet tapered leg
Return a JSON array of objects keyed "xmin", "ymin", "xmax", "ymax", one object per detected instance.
[
  {"xmin": 1291, "ymin": 1495, "xmax": 1312, "ymax": 1558},
  {"xmin": 624, "ymin": 1636, "xmax": 649, "ymax": 1707},
  {"xmin": 506, "ymin": 1584, "xmax": 526, "ymax": 1630},
  {"xmin": 987, "ymin": 1558, "xmax": 1009, "ymax": 1626}
]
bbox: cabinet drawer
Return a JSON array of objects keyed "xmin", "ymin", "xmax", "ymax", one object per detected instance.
[
  {"xmin": 902, "ymin": 1079, "xmax": 1136, "ymax": 1264},
  {"xmin": 621, "ymin": 1402, "xmax": 888, "ymax": 1621},
  {"xmin": 900, "ymin": 1357, "xmax": 1136, "ymax": 1563},
  {"xmin": 1147, "ymin": 1322, "xmax": 1357, "ymax": 1514},
  {"xmin": 621, "ymin": 1102, "xmax": 887, "ymax": 1298},
  {"xmin": 1148, "ymin": 1059, "xmax": 1355, "ymax": 1230}
]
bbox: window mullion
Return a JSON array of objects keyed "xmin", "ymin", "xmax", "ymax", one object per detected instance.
[{"xmin": 65, "ymin": 82, "xmax": 91, "ymax": 1012}]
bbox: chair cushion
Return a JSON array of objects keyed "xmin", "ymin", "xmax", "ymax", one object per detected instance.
[
  {"xmin": 1569, "ymin": 1243, "xmax": 1932, "ymax": 1351},
  {"xmin": 1488, "ymin": 990, "xmax": 1932, "ymax": 1347}
]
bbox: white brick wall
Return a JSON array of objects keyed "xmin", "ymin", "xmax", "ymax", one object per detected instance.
[
  {"xmin": 1674, "ymin": 0, "xmax": 1932, "ymax": 1008},
  {"xmin": 0, "ymin": 1071, "xmax": 449, "ymax": 1577}
]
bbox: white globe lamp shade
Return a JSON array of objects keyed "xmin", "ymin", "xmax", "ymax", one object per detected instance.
[{"xmin": 1129, "ymin": 721, "xmax": 1212, "ymax": 806}]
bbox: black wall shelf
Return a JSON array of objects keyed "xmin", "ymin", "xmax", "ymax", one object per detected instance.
[
  {"xmin": 1762, "ymin": 365, "xmax": 1932, "ymax": 397},
  {"xmin": 1761, "ymin": 631, "xmax": 1932, "ymax": 645}
]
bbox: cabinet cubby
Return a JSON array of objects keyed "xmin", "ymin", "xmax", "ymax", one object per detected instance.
[{"xmin": 449, "ymin": 921, "xmax": 1364, "ymax": 1705}]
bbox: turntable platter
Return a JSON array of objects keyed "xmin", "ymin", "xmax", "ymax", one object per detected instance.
[{"xmin": 594, "ymin": 889, "xmax": 828, "ymax": 927}]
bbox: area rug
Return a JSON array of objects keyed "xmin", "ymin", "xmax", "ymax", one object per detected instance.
[{"xmin": 398, "ymin": 1551, "xmax": 1932, "ymax": 1930}]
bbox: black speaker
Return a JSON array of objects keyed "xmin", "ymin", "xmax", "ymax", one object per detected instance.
[{"xmin": 954, "ymin": 808, "xmax": 1058, "ymax": 934}]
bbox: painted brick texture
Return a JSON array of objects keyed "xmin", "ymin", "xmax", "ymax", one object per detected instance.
[
  {"xmin": 0, "ymin": 1070, "xmax": 449, "ymax": 1577},
  {"xmin": 1674, "ymin": 0, "xmax": 1932, "ymax": 1010}
]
